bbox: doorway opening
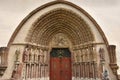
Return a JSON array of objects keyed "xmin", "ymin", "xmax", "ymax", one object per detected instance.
[{"xmin": 50, "ymin": 48, "xmax": 72, "ymax": 80}]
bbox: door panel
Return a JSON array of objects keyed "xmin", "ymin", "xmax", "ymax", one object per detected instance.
[
  {"xmin": 50, "ymin": 48, "xmax": 72, "ymax": 80},
  {"xmin": 61, "ymin": 57, "xmax": 71, "ymax": 80},
  {"xmin": 50, "ymin": 58, "xmax": 61, "ymax": 80}
]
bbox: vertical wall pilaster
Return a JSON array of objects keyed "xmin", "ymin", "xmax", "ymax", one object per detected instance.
[{"xmin": 108, "ymin": 45, "xmax": 119, "ymax": 76}]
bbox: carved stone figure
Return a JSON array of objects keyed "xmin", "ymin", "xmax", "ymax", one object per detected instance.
[
  {"xmin": 15, "ymin": 49, "xmax": 20, "ymax": 61},
  {"xmin": 99, "ymin": 48, "xmax": 105, "ymax": 60},
  {"xmin": 51, "ymin": 33, "xmax": 70, "ymax": 47},
  {"xmin": 22, "ymin": 48, "xmax": 30, "ymax": 63},
  {"xmin": 39, "ymin": 49, "xmax": 44, "ymax": 63},
  {"xmin": 30, "ymin": 48, "xmax": 34, "ymax": 62},
  {"xmin": 76, "ymin": 50, "xmax": 80, "ymax": 62},
  {"xmin": 34, "ymin": 49, "xmax": 39, "ymax": 63},
  {"xmin": 43, "ymin": 50, "xmax": 48, "ymax": 63}
]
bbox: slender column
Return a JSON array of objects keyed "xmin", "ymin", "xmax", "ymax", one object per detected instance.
[
  {"xmin": 90, "ymin": 62, "xmax": 93, "ymax": 78},
  {"xmin": 32, "ymin": 64, "xmax": 35, "ymax": 78},
  {"xmin": 93, "ymin": 62, "xmax": 96, "ymax": 79},
  {"xmin": 74, "ymin": 64, "xmax": 76, "ymax": 78},
  {"xmin": 22, "ymin": 63, "xmax": 27, "ymax": 79},
  {"xmin": 33, "ymin": 63, "xmax": 37, "ymax": 78},
  {"xmin": 30, "ymin": 64, "xmax": 32, "ymax": 78},
  {"xmin": 44, "ymin": 64, "xmax": 45, "ymax": 79},
  {"xmin": 79, "ymin": 63, "xmax": 80, "ymax": 78},
  {"xmin": 92, "ymin": 62, "xmax": 94, "ymax": 78},
  {"xmin": 30, "ymin": 64, "xmax": 32, "ymax": 79},
  {"xmin": 41, "ymin": 65, "xmax": 43, "ymax": 78},
  {"xmin": 44, "ymin": 65, "xmax": 46, "ymax": 78},
  {"xmin": 87, "ymin": 62, "xmax": 90, "ymax": 78},
  {"xmin": 86, "ymin": 62, "xmax": 89, "ymax": 78},
  {"xmin": 76, "ymin": 64, "xmax": 78, "ymax": 79},
  {"xmin": 86, "ymin": 62, "xmax": 88, "ymax": 78},
  {"xmin": 77, "ymin": 64, "xmax": 79, "ymax": 79},
  {"xmin": 22, "ymin": 64, "xmax": 25, "ymax": 79},
  {"xmin": 36, "ymin": 64, "xmax": 38, "ymax": 78},
  {"xmin": 81, "ymin": 62, "xmax": 82, "ymax": 78},
  {"xmin": 83, "ymin": 62, "xmax": 85, "ymax": 78},
  {"xmin": 45, "ymin": 65, "xmax": 48, "ymax": 78},
  {"xmin": 77, "ymin": 64, "xmax": 79, "ymax": 80},
  {"xmin": 28, "ymin": 64, "xmax": 30, "ymax": 78},
  {"xmin": 98, "ymin": 63, "xmax": 103, "ymax": 79},
  {"xmin": 85, "ymin": 62, "xmax": 88, "ymax": 78},
  {"xmin": 78, "ymin": 63, "xmax": 80, "ymax": 79},
  {"xmin": 31, "ymin": 64, "xmax": 33, "ymax": 78},
  {"xmin": 76, "ymin": 64, "xmax": 78, "ymax": 78},
  {"xmin": 25, "ymin": 64, "xmax": 27, "ymax": 79},
  {"xmin": 38, "ymin": 64, "xmax": 40, "ymax": 78},
  {"xmin": 79, "ymin": 63, "xmax": 81, "ymax": 78},
  {"xmin": 33, "ymin": 64, "xmax": 35, "ymax": 78},
  {"xmin": 41, "ymin": 64, "xmax": 43, "ymax": 78},
  {"xmin": 89, "ymin": 62, "xmax": 92, "ymax": 78},
  {"xmin": 47, "ymin": 65, "xmax": 49, "ymax": 78},
  {"xmin": 73, "ymin": 64, "xmax": 75, "ymax": 78},
  {"xmin": 81, "ymin": 62, "xmax": 83, "ymax": 78},
  {"xmin": 84, "ymin": 62, "xmax": 86, "ymax": 78},
  {"xmin": 27, "ymin": 64, "xmax": 29, "ymax": 78},
  {"xmin": 35, "ymin": 64, "xmax": 37, "ymax": 78},
  {"xmin": 91, "ymin": 62, "xmax": 94, "ymax": 78},
  {"xmin": 39, "ymin": 64, "xmax": 41, "ymax": 78},
  {"xmin": 40, "ymin": 64, "xmax": 42, "ymax": 78},
  {"xmin": 42, "ymin": 65, "xmax": 45, "ymax": 78},
  {"xmin": 26, "ymin": 64, "xmax": 28, "ymax": 78},
  {"xmin": 94, "ymin": 62, "xmax": 98, "ymax": 79},
  {"xmin": 74, "ymin": 64, "xmax": 76, "ymax": 79}
]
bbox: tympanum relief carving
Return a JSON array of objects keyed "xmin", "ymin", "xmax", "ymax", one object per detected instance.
[{"xmin": 50, "ymin": 33, "xmax": 71, "ymax": 47}]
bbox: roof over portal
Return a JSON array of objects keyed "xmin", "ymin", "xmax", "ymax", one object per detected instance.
[{"xmin": 7, "ymin": 0, "xmax": 109, "ymax": 47}]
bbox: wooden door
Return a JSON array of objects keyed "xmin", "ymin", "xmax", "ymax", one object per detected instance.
[{"xmin": 50, "ymin": 48, "xmax": 72, "ymax": 80}]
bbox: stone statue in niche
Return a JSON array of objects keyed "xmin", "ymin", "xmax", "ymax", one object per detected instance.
[
  {"xmin": 73, "ymin": 51, "xmax": 77, "ymax": 62},
  {"xmin": 39, "ymin": 49, "xmax": 44, "ymax": 64},
  {"xmin": 80, "ymin": 52, "xmax": 83, "ymax": 62},
  {"xmin": 99, "ymin": 48, "xmax": 105, "ymax": 61},
  {"xmin": 22, "ymin": 47, "xmax": 30, "ymax": 63},
  {"xmin": 51, "ymin": 33, "xmax": 70, "ymax": 47},
  {"xmin": 43, "ymin": 50, "xmax": 48, "ymax": 63},
  {"xmin": 15, "ymin": 49, "xmax": 20, "ymax": 62},
  {"xmin": 76, "ymin": 50, "xmax": 80, "ymax": 62},
  {"xmin": 34, "ymin": 48, "xmax": 39, "ymax": 63},
  {"xmin": 92, "ymin": 47, "xmax": 97, "ymax": 61},
  {"xmin": 30, "ymin": 48, "xmax": 34, "ymax": 62},
  {"xmin": 78, "ymin": 50, "xmax": 82, "ymax": 62}
]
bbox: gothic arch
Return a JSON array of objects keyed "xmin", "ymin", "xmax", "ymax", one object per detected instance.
[
  {"xmin": 7, "ymin": 0, "xmax": 108, "ymax": 47},
  {"xmin": 3, "ymin": 1, "xmax": 119, "ymax": 80}
]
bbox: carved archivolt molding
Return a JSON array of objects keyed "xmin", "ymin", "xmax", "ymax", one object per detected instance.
[{"xmin": 26, "ymin": 8, "xmax": 94, "ymax": 46}]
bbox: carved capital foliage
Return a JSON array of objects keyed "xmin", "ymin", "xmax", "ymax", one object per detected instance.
[{"xmin": 109, "ymin": 63, "xmax": 119, "ymax": 75}]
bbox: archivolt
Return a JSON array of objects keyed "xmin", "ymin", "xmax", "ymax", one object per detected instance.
[{"xmin": 26, "ymin": 8, "xmax": 94, "ymax": 46}]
